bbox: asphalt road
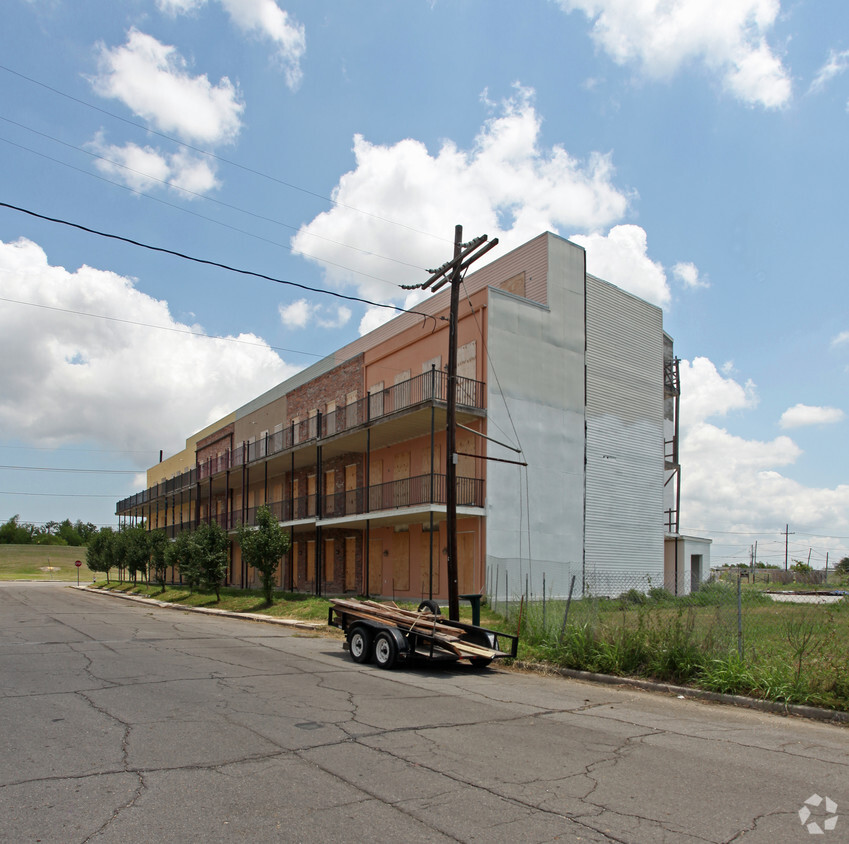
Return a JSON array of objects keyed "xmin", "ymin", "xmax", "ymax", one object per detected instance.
[{"xmin": 0, "ymin": 582, "xmax": 845, "ymax": 843}]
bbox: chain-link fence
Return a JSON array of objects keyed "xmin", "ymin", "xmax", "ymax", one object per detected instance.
[{"xmin": 486, "ymin": 565, "xmax": 849, "ymax": 710}]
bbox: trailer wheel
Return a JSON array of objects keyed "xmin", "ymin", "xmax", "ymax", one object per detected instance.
[
  {"xmin": 469, "ymin": 657, "xmax": 493, "ymax": 670},
  {"xmin": 347, "ymin": 626, "xmax": 373, "ymax": 664},
  {"xmin": 417, "ymin": 599, "xmax": 441, "ymax": 615},
  {"xmin": 373, "ymin": 630, "xmax": 399, "ymax": 669}
]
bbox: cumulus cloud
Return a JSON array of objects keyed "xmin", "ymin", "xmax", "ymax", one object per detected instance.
[
  {"xmin": 779, "ymin": 404, "xmax": 845, "ymax": 429},
  {"xmin": 279, "ymin": 298, "xmax": 352, "ymax": 329},
  {"xmin": 558, "ymin": 0, "xmax": 791, "ymax": 108},
  {"xmin": 293, "ymin": 87, "xmax": 632, "ymax": 325},
  {"xmin": 831, "ymin": 331, "xmax": 849, "ymax": 347},
  {"xmin": 672, "ymin": 261, "xmax": 708, "ymax": 289},
  {"xmin": 679, "ymin": 356, "xmax": 758, "ymax": 426},
  {"xmin": 157, "ymin": 0, "xmax": 306, "ymax": 89},
  {"xmin": 0, "ymin": 238, "xmax": 298, "ymax": 460},
  {"xmin": 572, "ymin": 224, "xmax": 670, "ymax": 307},
  {"xmin": 91, "ymin": 28, "xmax": 244, "ymax": 145},
  {"xmin": 678, "ymin": 356, "xmax": 849, "ymax": 550},
  {"xmin": 87, "ymin": 134, "xmax": 220, "ymax": 196}
]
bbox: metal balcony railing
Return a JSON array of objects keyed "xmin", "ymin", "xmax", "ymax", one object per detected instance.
[{"xmin": 118, "ymin": 369, "xmax": 486, "ymax": 514}]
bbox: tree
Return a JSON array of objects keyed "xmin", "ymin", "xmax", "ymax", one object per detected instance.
[
  {"xmin": 0, "ymin": 515, "xmax": 35, "ymax": 544},
  {"xmin": 121, "ymin": 526, "xmax": 150, "ymax": 583},
  {"xmin": 194, "ymin": 522, "xmax": 229, "ymax": 601},
  {"xmin": 836, "ymin": 557, "xmax": 849, "ymax": 576},
  {"xmin": 237, "ymin": 505, "xmax": 290, "ymax": 605},
  {"xmin": 149, "ymin": 530, "xmax": 169, "ymax": 592},
  {"xmin": 86, "ymin": 527, "xmax": 116, "ymax": 583},
  {"xmin": 167, "ymin": 530, "xmax": 201, "ymax": 592}
]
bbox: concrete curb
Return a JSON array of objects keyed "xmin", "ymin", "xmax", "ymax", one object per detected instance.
[
  {"xmin": 514, "ymin": 660, "xmax": 849, "ymax": 725},
  {"xmin": 73, "ymin": 585, "xmax": 323, "ymax": 631},
  {"xmin": 72, "ymin": 586, "xmax": 846, "ymax": 724}
]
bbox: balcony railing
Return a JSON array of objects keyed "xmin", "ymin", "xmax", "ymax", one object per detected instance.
[
  {"xmin": 118, "ymin": 369, "xmax": 485, "ymax": 513},
  {"xmin": 153, "ymin": 474, "xmax": 483, "ymax": 535}
]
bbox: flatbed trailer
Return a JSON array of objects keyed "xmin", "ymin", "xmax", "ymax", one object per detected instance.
[{"xmin": 328, "ymin": 598, "xmax": 518, "ymax": 669}]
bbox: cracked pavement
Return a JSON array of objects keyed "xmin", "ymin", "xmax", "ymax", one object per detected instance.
[{"xmin": 1, "ymin": 582, "xmax": 846, "ymax": 843}]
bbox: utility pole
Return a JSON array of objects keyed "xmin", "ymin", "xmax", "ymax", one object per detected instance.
[
  {"xmin": 403, "ymin": 225, "xmax": 498, "ymax": 621},
  {"xmin": 783, "ymin": 523, "xmax": 794, "ymax": 571}
]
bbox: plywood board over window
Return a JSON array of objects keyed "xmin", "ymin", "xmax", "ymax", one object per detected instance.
[
  {"xmin": 458, "ymin": 531, "xmax": 475, "ymax": 593},
  {"xmin": 499, "ymin": 271, "xmax": 526, "ymax": 297},
  {"xmin": 420, "ymin": 529, "xmax": 440, "ymax": 595},
  {"xmin": 345, "ymin": 536, "xmax": 356, "ymax": 591},
  {"xmin": 324, "ymin": 538, "xmax": 335, "ymax": 583},
  {"xmin": 391, "ymin": 530, "xmax": 410, "ymax": 591},
  {"xmin": 368, "ymin": 538, "xmax": 383, "ymax": 595},
  {"xmin": 306, "ymin": 540, "xmax": 315, "ymax": 582}
]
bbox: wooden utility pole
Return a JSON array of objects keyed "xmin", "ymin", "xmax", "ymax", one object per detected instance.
[{"xmin": 404, "ymin": 225, "xmax": 498, "ymax": 621}]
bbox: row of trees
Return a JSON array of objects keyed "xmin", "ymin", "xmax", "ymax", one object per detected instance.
[
  {"xmin": 85, "ymin": 506, "xmax": 290, "ymax": 605},
  {"xmin": 0, "ymin": 515, "xmax": 99, "ymax": 546}
]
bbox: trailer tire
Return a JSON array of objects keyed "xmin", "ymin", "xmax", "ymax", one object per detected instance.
[
  {"xmin": 469, "ymin": 657, "xmax": 493, "ymax": 669},
  {"xmin": 347, "ymin": 626, "xmax": 373, "ymax": 664},
  {"xmin": 417, "ymin": 599, "xmax": 441, "ymax": 615},
  {"xmin": 373, "ymin": 630, "xmax": 399, "ymax": 669}
]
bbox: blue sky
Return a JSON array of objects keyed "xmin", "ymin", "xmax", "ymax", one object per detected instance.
[{"xmin": 1, "ymin": 0, "xmax": 847, "ymax": 568}]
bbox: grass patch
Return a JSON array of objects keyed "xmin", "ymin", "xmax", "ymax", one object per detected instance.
[
  {"xmin": 490, "ymin": 586, "xmax": 849, "ymax": 711},
  {"xmin": 0, "ymin": 545, "xmax": 97, "ymax": 581}
]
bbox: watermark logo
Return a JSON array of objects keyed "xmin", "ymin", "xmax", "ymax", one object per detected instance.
[{"xmin": 799, "ymin": 794, "xmax": 838, "ymax": 835}]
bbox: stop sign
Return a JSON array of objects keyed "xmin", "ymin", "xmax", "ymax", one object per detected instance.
[{"xmin": 75, "ymin": 560, "xmax": 82, "ymax": 568}]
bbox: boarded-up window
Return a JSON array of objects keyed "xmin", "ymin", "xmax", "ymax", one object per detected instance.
[
  {"xmin": 307, "ymin": 474, "xmax": 316, "ymax": 517},
  {"xmin": 324, "ymin": 538, "xmax": 335, "ymax": 583},
  {"xmin": 393, "ymin": 370, "xmax": 411, "ymax": 411},
  {"xmin": 346, "ymin": 391, "xmax": 358, "ymax": 429},
  {"xmin": 306, "ymin": 540, "xmax": 315, "ymax": 582},
  {"xmin": 421, "ymin": 357, "xmax": 442, "ymax": 399},
  {"xmin": 457, "ymin": 341, "xmax": 477, "ymax": 405},
  {"xmin": 345, "ymin": 536, "xmax": 357, "ymax": 591},
  {"xmin": 368, "ymin": 538, "xmax": 383, "ymax": 594},
  {"xmin": 499, "ymin": 271, "xmax": 526, "ymax": 297},
  {"xmin": 369, "ymin": 381, "xmax": 385, "ymax": 419},
  {"xmin": 392, "ymin": 530, "xmax": 410, "ymax": 591},
  {"xmin": 324, "ymin": 469, "xmax": 336, "ymax": 516},
  {"xmin": 420, "ymin": 529, "xmax": 439, "ymax": 595},
  {"xmin": 458, "ymin": 531, "xmax": 475, "ymax": 593}
]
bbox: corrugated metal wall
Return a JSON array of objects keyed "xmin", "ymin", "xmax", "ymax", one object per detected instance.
[{"xmin": 584, "ymin": 275, "xmax": 665, "ymax": 590}]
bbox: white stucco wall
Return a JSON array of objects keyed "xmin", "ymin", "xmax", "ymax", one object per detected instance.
[{"xmin": 485, "ymin": 234, "xmax": 587, "ymax": 600}]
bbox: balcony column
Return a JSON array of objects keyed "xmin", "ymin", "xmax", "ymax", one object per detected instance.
[
  {"xmin": 429, "ymin": 370, "xmax": 436, "ymax": 600},
  {"xmin": 225, "ymin": 468, "xmax": 230, "ymax": 530},
  {"xmin": 316, "ymin": 426, "xmax": 323, "ymax": 597}
]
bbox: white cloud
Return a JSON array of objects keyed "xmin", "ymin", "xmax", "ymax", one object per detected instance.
[
  {"xmin": 157, "ymin": 0, "xmax": 306, "ymax": 89},
  {"xmin": 678, "ymin": 357, "xmax": 849, "ymax": 548},
  {"xmin": 293, "ymin": 87, "xmax": 633, "ymax": 322},
  {"xmin": 831, "ymin": 331, "xmax": 849, "ymax": 347},
  {"xmin": 279, "ymin": 298, "xmax": 352, "ymax": 330},
  {"xmin": 87, "ymin": 134, "xmax": 220, "ymax": 196},
  {"xmin": 679, "ymin": 356, "xmax": 757, "ymax": 426},
  {"xmin": 91, "ymin": 28, "xmax": 244, "ymax": 145},
  {"xmin": 0, "ymin": 238, "xmax": 297, "ymax": 460},
  {"xmin": 779, "ymin": 404, "xmax": 845, "ymax": 429},
  {"xmin": 672, "ymin": 260, "xmax": 708, "ymax": 289},
  {"xmin": 558, "ymin": 0, "xmax": 791, "ymax": 108},
  {"xmin": 809, "ymin": 48, "xmax": 849, "ymax": 94},
  {"xmin": 572, "ymin": 224, "xmax": 670, "ymax": 307}
]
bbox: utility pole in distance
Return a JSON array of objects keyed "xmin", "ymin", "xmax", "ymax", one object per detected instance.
[
  {"xmin": 403, "ymin": 225, "xmax": 498, "ymax": 621},
  {"xmin": 783, "ymin": 523, "xmax": 794, "ymax": 571}
]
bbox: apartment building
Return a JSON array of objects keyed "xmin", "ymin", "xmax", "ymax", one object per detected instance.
[{"xmin": 116, "ymin": 232, "xmax": 709, "ymax": 599}]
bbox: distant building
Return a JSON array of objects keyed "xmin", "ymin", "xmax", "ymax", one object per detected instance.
[{"xmin": 116, "ymin": 232, "xmax": 710, "ymax": 598}]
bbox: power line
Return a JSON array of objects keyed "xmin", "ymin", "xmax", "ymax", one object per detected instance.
[
  {"xmin": 0, "ymin": 295, "xmax": 325, "ymax": 359},
  {"xmin": 0, "ymin": 118, "xmax": 426, "ymax": 277},
  {"xmin": 0, "ymin": 63, "xmax": 451, "ymax": 244},
  {"xmin": 0, "ymin": 201, "xmax": 446, "ymax": 324},
  {"xmin": 0, "ymin": 466, "xmax": 139, "ymax": 474}
]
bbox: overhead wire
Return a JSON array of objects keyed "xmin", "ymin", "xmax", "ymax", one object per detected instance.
[
  {"xmin": 0, "ymin": 117, "xmax": 426, "ymax": 279},
  {"xmin": 0, "ymin": 63, "xmax": 452, "ymax": 245},
  {"xmin": 0, "ymin": 201, "xmax": 446, "ymax": 324}
]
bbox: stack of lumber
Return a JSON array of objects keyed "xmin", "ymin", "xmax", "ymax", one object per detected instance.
[{"xmin": 330, "ymin": 598, "xmax": 508, "ymax": 660}]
